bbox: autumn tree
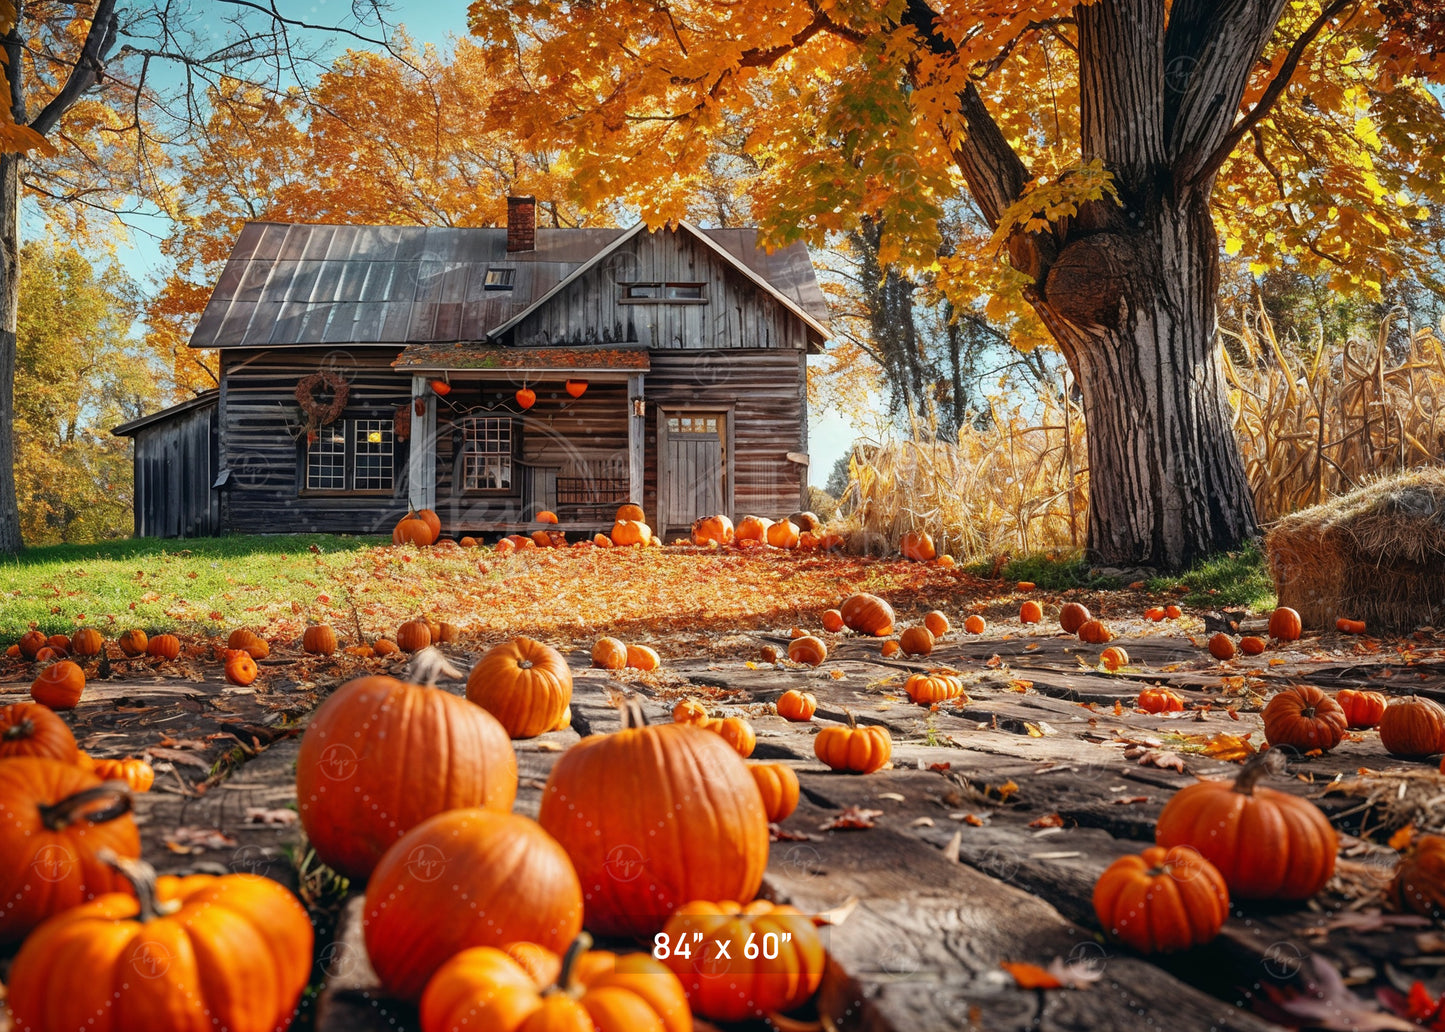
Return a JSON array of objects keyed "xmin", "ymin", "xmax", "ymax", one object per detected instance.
[{"xmin": 468, "ymin": 0, "xmax": 1445, "ymax": 568}]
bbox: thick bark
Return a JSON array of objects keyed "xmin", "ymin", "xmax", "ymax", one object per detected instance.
[{"xmin": 0, "ymin": 152, "xmax": 20, "ymax": 554}]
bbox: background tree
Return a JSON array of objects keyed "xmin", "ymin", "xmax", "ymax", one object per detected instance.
[{"xmin": 468, "ymin": 0, "xmax": 1445, "ymax": 569}]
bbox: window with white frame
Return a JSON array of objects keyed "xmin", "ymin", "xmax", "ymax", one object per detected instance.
[
  {"xmin": 462, "ymin": 418, "xmax": 514, "ymax": 491},
  {"xmin": 304, "ymin": 418, "xmax": 394, "ymax": 492}
]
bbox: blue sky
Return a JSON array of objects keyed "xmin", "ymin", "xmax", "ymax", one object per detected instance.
[{"xmin": 96, "ymin": 1, "xmax": 858, "ymax": 493}]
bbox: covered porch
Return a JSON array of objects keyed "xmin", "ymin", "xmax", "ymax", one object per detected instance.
[{"xmin": 393, "ymin": 344, "xmax": 650, "ymax": 536}]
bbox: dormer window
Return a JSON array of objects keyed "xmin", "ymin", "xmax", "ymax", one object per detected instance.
[
  {"xmin": 622, "ymin": 282, "xmax": 705, "ymax": 302},
  {"xmin": 484, "ymin": 267, "xmax": 516, "ymax": 290}
]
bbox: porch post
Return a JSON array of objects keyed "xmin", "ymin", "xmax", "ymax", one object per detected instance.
[
  {"xmin": 627, "ymin": 372, "xmax": 645, "ymax": 505},
  {"xmin": 408, "ymin": 376, "xmax": 436, "ymax": 512}
]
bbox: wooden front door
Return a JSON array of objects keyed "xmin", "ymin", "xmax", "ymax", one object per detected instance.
[{"xmin": 661, "ymin": 411, "xmax": 726, "ymax": 534}]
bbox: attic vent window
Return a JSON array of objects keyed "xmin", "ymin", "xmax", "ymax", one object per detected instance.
[
  {"xmin": 622, "ymin": 282, "xmax": 705, "ymax": 303},
  {"xmin": 484, "ymin": 267, "xmax": 516, "ymax": 290}
]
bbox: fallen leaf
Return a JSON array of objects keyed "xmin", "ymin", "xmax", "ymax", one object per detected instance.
[
  {"xmin": 820, "ymin": 806, "xmax": 883, "ymax": 831},
  {"xmin": 1112, "ymin": 796, "xmax": 1150, "ymax": 805},
  {"xmin": 1390, "ymin": 824, "xmax": 1416, "ymax": 851},
  {"xmin": 1269, "ymin": 956, "xmax": 1416, "ymax": 1030},
  {"xmin": 244, "ymin": 807, "xmax": 299, "ymax": 825},
  {"xmin": 147, "ymin": 748, "xmax": 213, "ymax": 770},
  {"xmin": 1001, "ymin": 961, "xmax": 1062, "ymax": 989},
  {"xmin": 929, "ymin": 762, "xmax": 952, "ymax": 772},
  {"xmin": 164, "ymin": 827, "xmax": 238, "ymax": 853},
  {"xmin": 1028, "ymin": 813, "xmax": 1065, "ymax": 828},
  {"xmin": 1002, "ymin": 957, "xmax": 1101, "ymax": 991},
  {"xmin": 1200, "ymin": 732, "xmax": 1258, "ymax": 762},
  {"xmin": 1127, "ymin": 747, "xmax": 1187, "ymax": 773}
]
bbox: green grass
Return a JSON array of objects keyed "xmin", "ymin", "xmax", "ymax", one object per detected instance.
[
  {"xmin": 964, "ymin": 550, "xmax": 1121, "ymax": 591},
  {"xmin": 1146, "ymin": 542, "xmax": 1275, "ymax": 611},
  {"xmin": 0, "ymin": 534, "xmax": 386, "ymax": 639}
]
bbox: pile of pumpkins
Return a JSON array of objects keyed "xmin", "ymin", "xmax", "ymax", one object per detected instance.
[{"xmin": 690, "ymin": 511, "xmax": 845, "ymax": 552}]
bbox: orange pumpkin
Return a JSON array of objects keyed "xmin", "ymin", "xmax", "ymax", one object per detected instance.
[
  {"xmin": 1093, "ymin": 846, "xmax": 1229, "ymax": 953},
  {"xmin": 0, "ymin": 701, "xmax": 79, "ymax": 763},
  {"xmin": 1077, "ymin": 619, "xmax": 1113, "ymax": 644},
  {"xmin": 708, "ymin": 715, "xmax": 757, "ymax": 758},
  {"xmin": 750, "ymin": 762, "xmax": 800, "ymax": 822},
  {"xmin": 117, "ymin": 628, "xmax": 148, "ymax": 656},
  {"xmin": 673, "ymin": 699, "xmax": 709, "ymax": 725},
  {"xmin": 224, "ymin": 649, "xmax": 259, "ymax": 686},
  {"xmin": 1165, "ymin": 604, "xmax": 1183, "ymax": 619},
  {"xmin": 417, "ymin": 508, "xmax": 443, "ymax": 541},
  {"xmin": 419, "ymin": 936, "xmax": 690, "ymax": 1032},
  {"xmin": 296, "ymin": 675, "xmax": 518, "ymax": 879},
  {"xmin": 459, "ymin": 536, "xmax": 479, "ymax": 547},
  {"xmin": 840, "ymin": 593, "xmax": 895, "ymax": 636},
  {"xmin": 626, "ymin": 643, "xmax": 661, "ymax": 671},
  {"xmin": 1268, "ymin": 606, "xmax": 1303, "ymax": 641},
  {"xmin": 538, "ymin": 702, "xmax": 768, "ymax": 937},
  {"xmin": 1335, "ymin": 618, "xmax": 1367, "ymax": 635},
  {"xmin": 900, "ymin": 530, "xmax": 936, "ymax": 561},
  {"xmin": 69, "ymin": 628, "xmax": 104, "ymax": 657},
  {"xmin": 394, "ymin": 514, "xmax": 436, "ymax": 546},
  {"xmin": 495, "ymin": 537, "xmax": 517, "ymax": 554},
  {"xmin": 616, "ymin": 503, "xmax": 647, "ymax": 523},
  {"xmin": 691, "ymin": 514, "xmax": 735, "ymax": 546},
  {"xmin": 734, "ymin": 515, "xmax": 771, "ymax": 543},
  {"xmin": 31, "ymin": 660, "xmax": 85, "ymax": 710},
  {"xmin": 90, "ymin": 757, "xmax": 155, "ymax": 793},
  {"xmin": 537, "ymin": 510, "xmax": 559, "ymax": 524},
  {"xmin": 303, "ymin": 624, "xmax": 338, "ymax": 655},
  {"xmin": 818, "ymin": 531, "xmax": 847, "ymax": 552},
  {"xmin": 923, "ymin": 610, "xmax": 950, "ymax": 637},
  {"xmin": 373, "ymin": 638, "xmax": 400, "ymax": 656},
  {"xmin": 226, "ymin": 627, "xmax": 270, "ymax": 659},
  {"xmin": 776, "ymin": 689, "xmax": 817, "ymax": 722},
  {"xmin": 963, "ymin": 614, "xmax": 987, "ymax": 634},
  {"xmin": 1380, "ymin": 696, "xmax": 1445, "ymax": 758},
  {"xmin": 788, "ymin": 635, "xmax": 828, "ymax": 666},
  {"xmin": 467, "ymin": 637, "xmax": 574, "ymax": 739},
  {"xmin": 1143, "ymin": 607, "xmax": 1166, "ymax": 621},
  {"xmin": 765, "ymin": 518, "xmax": 801, "ymax": 549},
  {"xmin": 146, "ymin": 633, "xmax": 181, "ymax": 661},
  {"xmin": 611, "ymin": 519, "xmax": 652, "ymax": 546},
  {"xmin": 1059, "ymin": 602, "xmax": 1091, "ymax": 634},
  {"xmin": 593, "ymin": 533, "xmax": 613, "ymax": 548},
  {"xmin": 660, "ymin": 900, "xmax": 825, "ymax": 1020},
  {"xmin": 1137, "ymin": 688, "xmax": 1184, "ymax": 713},
  {"xmin": 7, "ymin": 854, "xmax": 312, "ymax": 1028},
  {"xmin": 814, "ymin": 711, "xmax": 892, "ymax": 773},
  {"xmin": 16, "ymin": 630, "xmax": 46, "ymax": 659},
  {"xmin": 0, "ymin": 758, "xmax": 141, "ymax": 942},
  {"xmin": 1389, "ymin": 834, "xmax": 1445, "ymax": 919},
  {"xmin": 821, "ymin": 608, "xmax": 846, "ymax": 633},
  {"xmin": 899, "ymin": 625, "xmax": 935, "ymax": 656},
  {"xmin": 904, "ymin": 671, "xmax": 967, "ymax": 705},
  {"xmin": 397, "ymin": 619, "xmax": 433, "ymax": 652},
  {"xmin": 1099, "ymin": 646, "xmax": 1129, "ymax": 671},
  {"xmin": 1239, "ymin": 635, "xmax": 1267, "ymax": 655},
  {"xmin": 1207, "ymin": 633, "xmax": 1237, "ymax": 660},
  {"xmin": 1019, "ymin": 600, "xmax": 1044, "ymax": 624},
  {"xmin": 364, "ymin": 809, "xmax": 584, "ymax": 1001},
  {"xmin": 880, "ymin": 640, "xmax": 901, "ymax": 658},
  {"xmin": 591, "ymin": 637, "xmax": 628, "ymax": 670},
  {"xmin": 759, "ymin": 644, "xmax": 781, "ymax": 664},
  {"xmin": 1262, "ymin": 684, "xmax": 1347, "ymax": 753},
  {"xmin": 1335, "ymin": 689, "xmax": 1387, "ymax": 730},
  {"xmin": 1154, "ymin": 752, "xmax": 1337, "ymax": 900},
  {"xmin": 46, "ymin": 633, "xmax": 70, "ymax": 651}
]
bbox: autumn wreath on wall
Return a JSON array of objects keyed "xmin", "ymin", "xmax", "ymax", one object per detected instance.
[{"xmin": 294, "ymin": 370, "xmax": 349, "ymax": 431}]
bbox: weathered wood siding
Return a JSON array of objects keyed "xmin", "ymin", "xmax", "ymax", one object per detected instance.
[
  {"xmin": 644, "ymin": 350, "xmax": 807, "ymax": 534},
  {"xmin": 510, "ymin": 229, "xmax": 811, "ymax": 351},
  {"xmin": 131, "ymin": 399, "xmax": 219, "ymax": 539},
  {"xmin": 218, "ymin": 347, "xmax": 411, "ymax": 535}
]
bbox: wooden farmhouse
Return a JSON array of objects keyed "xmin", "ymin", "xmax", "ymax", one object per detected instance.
[{"xmin": 114, "ymin": 198, "xmax": 829, "ymax": 540}]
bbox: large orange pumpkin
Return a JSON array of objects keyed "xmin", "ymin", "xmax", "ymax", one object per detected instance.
[
  {"xmin": 750, "ymin": 762, "xmax": 800, "ymax": 822},
  {"xmin": 296, "ymin": 675, "xmax": 518, "ymax": 879},
  {"xmin": 840, "ymin": 593, "xmax": 895, "ymax": 636},
  {"xmin": 787, "ymin": 635, "xmax": 827, "ymax": 666},
  {"xmin": 417, "ymin": 508, "xmax": 443, "ymax": 540},
  {"xmin": 364, "ymin": 809, "xmax": 584, "ymax": 1001},
  {"xmin": 538, "ymin": 702, "xmax": 768, "ymax": 937},
  {"xmin": 765, "ymin": 518, "xmax": 801, "ymax": 549},
  {"xmin": 467, "ymin": 637, "xmax": 574, "ymax": 739},
  {"xmin": 31, "ymin": 660, "xmax": 85, "ymax": 710},
  {"xmin": 395, "ymin": 512, "xmax": 437, "ymax": 546},
  {"xmin": 146, "ymin": 633, "xmax": 181, "ymax": 661},
  {"xmin": 612, "ymin": 519, "xmax": 653, "ymax": 546},
  {"xmin": 1268, "ymin": 606, "xmax": 1303, "ymax": 641},
  {"xmin": 1380, "ymin": 696, "xmax": 1445, "ymax": 758},
  {"xmin": 1019, "ymin": 600, "xmax": 1044, "ymax": 624},
  {"xmin": 16, "ymin": 630, "xmax": 46, "ymax": 659},
  {"xmin": 900, "ymin": 530, "xmax": 935, "ymax": 561},
  {"xmin": 814, "ymin": 711, "xmax": 892, "ymax": 773},
  {"xmin": 1335, "ymin": 689, "xmax": 1387, "ymax": 730},
  {"xmin": 924, "ymin": 610, "xmax": 950, "ymax": 637},
  {"xmin": 1059, "ymin": 602, "xmax": 1091, "ymax": 634},
  {"xmin": 420, "ymin": 935, "xmax": 691, "ymax": 1032},
  {"xmin": 116, "ymin": 629, "xmax": 147, "ymax": 657},
  {"xmin": 1389, "ymin": 834, "xmax": 1445, "ymax": 919},
  {"xmin": 899, "ymin": 625, "xmax": 934, "ymax": 656},
  {"xmin": 660, "ymin": 900, "xmax": 826, "ymax": 1020},
  {"xmin": 0, "ymin": 758, "xmax": 141, "ymax": 942},
  {"xmin": 734, "ymin": 515, "xmax": 771, "ymax": 543},
  {"xmin": 904, "ymin": 671, "xmax": 968, "ymax": 705},
  {"xmin": 7, "ymin": 854, "xmax": 313, "ymax": 1031},
  {"xmin": 303, "ymin": 624, "xmax": 338, "ymax": 655},
  {"xmin": 1262, "ymin": 685, "xmax": 1347, "ymax": 753},
  {"xmin": 591, "ymin": 636, "xmax": 628, "ymax": 670},
  {"xmin": 0, "ymin": 702, "xmax": 78, "ymax": 763},
  {"xmin": 691, "ymin": 514, "xmax": 735, "ymax": 546},
  {"xmin": 1154, "ymin": 752, "xmax": 1336, "ymax": 900},
  {"xmin": 69, "ymin": 628, "xmax": 104, "ymax": 657},
  {"xmin": 1093, "ymin": 846, "xmax": 1229, "ymax": 953}
]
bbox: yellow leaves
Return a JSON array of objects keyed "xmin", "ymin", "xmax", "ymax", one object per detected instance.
[
  {"xmin": 989, "ymin": 160, "xmax": 1119, "ymax": 250},
  {"xmin": 1198, "ymin": 732, "xmax": 1257, "ymax": 763}
]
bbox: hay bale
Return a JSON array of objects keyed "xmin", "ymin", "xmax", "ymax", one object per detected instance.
[{"xmin": 1265, "ymin": 467, "xmax": 1445, "ymax": 632}]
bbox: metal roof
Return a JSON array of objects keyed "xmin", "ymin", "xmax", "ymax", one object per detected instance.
[
  {"xmin": 112, "ymin": 390, "xmax": 218, "ymax": 437},
  {"xmin": 189, "ymin": 222, "xmax": 830, "ymax": 351}
]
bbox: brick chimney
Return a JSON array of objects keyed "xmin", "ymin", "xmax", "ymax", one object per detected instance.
[{"xmin": 506, "ymin": 195, "xmax": 536, "ymax": 253}]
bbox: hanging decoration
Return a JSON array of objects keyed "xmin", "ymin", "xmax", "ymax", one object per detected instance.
[
  {"xmin": 430, "ymin": 378, "xmax": 452, "ymax": 397},
  {"xmin": 516, "ymin": 386, "xmax": 536, "ymax": 410},
  {"xmin": 294, "ymin": 370, "xmax": 349, "ymax": 430},
  {"xmin": 565, "ymin": 379, "xmax": 588, "ymax": 399},
  {"xmin": 394, "ymin": 404, "xmax": 411, "ymax": 442}
]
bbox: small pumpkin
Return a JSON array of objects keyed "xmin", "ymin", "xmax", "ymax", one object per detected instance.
[
  {"xmin": 1093, "ymin": 846, "xmax": 1229, "ymax": 953},
  {"xmin": 417, "ymin": 508, "xmax": 443, "ymax": 541},
  {"xmin": 900, "ymin": 530, "xmax": 936, "ymax": 561},
  {"xmin": 1268, "ymin": 606, "xmax": 1303, "ymax": 641},
  {"xmin": 1335, "ymin": 689, "xmax": 1387, "ymax": 730},
  {"xmin": 1059, "ymin": 602, "xmax": 1091, "ymax": 634},
  {"xmin": 814, "ymin": 710, "xmax": 892, "ymax": 774},
  {"xmin": 145, "ymin": 633, "xmax": 181, "ymax": 661},
  {"xmin": 709, "ymin": 715, "xmax": 756, "ymax": 758},
  {"xmin": 1154, "ymin": 751, "xmax": 1337, "ymax": 900},
  {"xmin": 1099, "ymin": 646, "xmax": 1129, "ymax": 672},
  {"xmin": 459, "ymin": 536, "xmax": 478, "ymax": 547},
  {"xmin": 1380, "ymin": 696, "xmax": 1445, "ymax": 758},
  {"xmin": 734, "ymin": 515, "xmax": 771, "ymax": 543},
  {"xmin": 419, "ymin": 934, "xmax": 690, "ymax": 1032},
  {"xmin": 963, "ymin": 614, "xmax": 987, "ymax": 634},
  {"xmin": 1335, "ymin": 618, "xmax": 1367, "ymax": 635},
  {"xmin": 69, "ymin": 628, "xmax": 104, "ymax": 657},
  {"xmin": 904, "ymin": 671, "xmax": 967, "ymax": 705},
  {"xmin": 537, "ymin": 510, "xmax": 559, "ymax": 524},
  {"xmin": 1019, "ymin": 600, "xmax": 1043, "ymax": 624},
  {"xmin": 591, "ymin": 636, "xmax": 628, "ymax": 670},
  {"xmin": 673, "ymin": 699, "xmax": 709, "ymax": 725},
  {"xmin": 924, "ymin": 610, "xmax": 950, "ymax": 637},
  {"xmin": 1207, "ymin": 633, "xmax": 1237, "ymax": 660},
  {"xmin": 31, "ymin": 660, "xmax": 85, "ymax": 710},
  {"xmin": 467, "ymin": 637, "xmax": 574, "ymax": 739},
  {"xmin": 17, "ymin": 630, "xmax": 47, "ymax": 659},
  {"xmin": 303, "ymin": 624, "xmax": 338, "ymax": 655},
  {"xmin": 1143, "ymin": 607, "xmax": 1166, "ymax": 621},
  {"xmin": 89, "ymin": 757, "xmax": 155, "ymax": 793},
  {"xmin": 626, "ymin": 643, "xmax": 661, "ymax": 671},
  {"xmin": 0, "ymin": 701, "xmax": 79, "ymax": 762},
  {"xmin": 776, "ymin": 689, "xmax": 817, "ymax": 722},
  {"xmin": 899, "ymin": 625, "xmax": 935, "ymax": 656},
  {"xmin": 750, "ymin": 762, "xmax": 800, "ymax": 822},
  {"xmin": 880, "ymin": 640, "xmax": 901, "ymax": 658},
  {"xmin": 373, "ymin": 638, "xmax": 400, "ymax": 656},
  {"xmin": 0, "ymin": 758, "xmax": 141, "ymax": 942},
  {"xmin": 840, "ymin": 593, "xmax": 895, "ymax": 636},
  {"xmin": 1165, "ymin": 604, "xmax": 1183, "ymax": 619},
  {"xmin": 1137, "ymin": 687, "xmax": 1184, "ymax": 713},
  {"xmin": 788, "ymin": 634, "xmax": 828, "ymax": 666},
  {"xmin": 661, "ymin": 900, "xmax": 825, "ymax": 1020},
  {"xmin": 616, "ymin": 503, "xmax": 646, "ymax": 523},
  {"xmin": 593, "ymin": 532, "xmax": 612, "ymax": 547},
  {"xmin": 397, "ymin": 619, "xmax": 433, "ymax": 652},
  {"xmin": 765, "ymin": 518, "xmax": 801, "ymax": 549},
  {"xmin": 1239, "ymin": 635, "xmax": 1267, "ymax": 655},
  {"xmin": 789, "ymin": 510, "xmax": 822, "ymax": 533},
  {"xmin": 495, "ymin": 537, "xmax": 517, "ymax": 554},
  {"xmin": 114, "ymin": 627, "xmax": 143, "ymax": 657},
  {"xmin": 1077, "ymin": 619, "xmax": 1113, "ymax": 644},
  {"xmin": 224, "ymin": 649, "xmax": 259, "ymax": 686},
  {"xmin": 1389, "ymin": 834, "xmax": 1445, "ymax": 919},
  {"xmin": 691, "ymin": 514, "xmax": 735, "ymax": 546},
  {"xmin": 46, "ymin": 634, "xmax": 70, "ymax": 651},
  {"xmin": 759, "ymin": 644, "xmax": 781, "ymax": 663},
  {"xmin": 6, "ymin": 853, "xmax": 313, "ymax": 1029},
  {"xmin": 611, "ymin": 518, "xmax": 652, "ymax": 546},
  {"xmin": 1262, "ymin": 684, "xmax": 1347, "ymax": 754},
  {"xmin": 822, "ymin": 608, "xmax": 845, "ymax": 633},
  {"xmin": 225, "ymin": 628, "xmax": 270, "ymax": 659},
  {"xmin": 394, "ymin": 514, "xmax": 436, "ymax": 546}
]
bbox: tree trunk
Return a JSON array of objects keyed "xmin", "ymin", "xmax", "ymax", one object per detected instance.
[
  {"xmin": 1037, "ymin": 188, "xmax": 1257, "ymax": 569},
  {"xmin": 0, "ymin": 152, "xmax": 21, "ymax": 554}
]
